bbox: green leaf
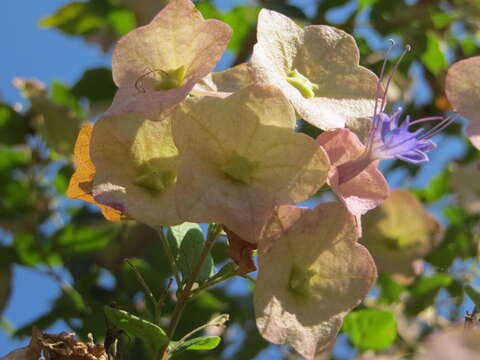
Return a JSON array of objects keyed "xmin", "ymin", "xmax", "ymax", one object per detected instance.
[
  {"xmin": 465, "ymin": 285, "xmax": 480, "ymax": 308},
  {"xmin": 378, "ymin": 273, "xmax": 405, "ymax": 305},
  {"xmin": 410, "ymin": 274, "xmax": 452, "ymax": 296},
  {"xmin": 167, "ymin": 223, "xmax": 214, "ymax": 283},
  {"xmin": 461, "ymin": 37, "xmax": 478, "ymax": 56},
  {"xmin": 221, "ymin": 6, "xmax": 260, "ymax": 53},
  {"xmin": 421, "ymin": 31, "xmax": 447, "ymax": 75},
  {"xmin": 108, "ymin": 9, "xmax": 136, "ymax": 35},
  {"xmin": 72, "ymin": 68, "xmax": 116, "ymax": 103},
  {"xmin": 50, "ymin": 81, "xmax": 82, "ymax": 117},
  {"xmin": 0, "ymin": 105, "xmax": 29, "ymax": 145},
  {"xmin": 431, "ymin": 12, "xmax": 455, "ymax": 29},
  {"xmin": 343, "ymin": 309, "xmax": 397, "ymax": 350},
  {"xmin": 53, "ymin": 164, "xmax": 74, "ymax": 194},
  {"xmin": 39, "ymin": 2, "xmax": 105, "ymax": 35},
  {"xmin": 53, "ymin": 224, "xmax": 112, "ymax": 256},
  {"xmin": 412, "ymin": 168, "xmax": 451, "ymax": 203},
  {"xmin": 170, "ymin": 336, "xmax": 221, "ymax": 356},
  {"xmin": 104, "ymin": 306, "xmax": 169, "ymax": 353},
  {"xmin": 359, "ymin": 0, "xmax": 379, "ymax": 10}
]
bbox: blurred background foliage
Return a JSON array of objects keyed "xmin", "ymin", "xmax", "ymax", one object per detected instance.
[{"xmin": 1, "ymin": 0, "xmax": 480, "ymax": 359}]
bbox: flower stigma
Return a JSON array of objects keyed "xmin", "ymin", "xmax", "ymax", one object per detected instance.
[{"xmin": 286, "ymin": 69, "xmax": 319, "ymax": 98}]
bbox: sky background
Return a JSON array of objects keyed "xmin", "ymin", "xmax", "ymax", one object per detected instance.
[{"xmin": 0, "ymin": 0, "xmax": 472, "ymax": 357}]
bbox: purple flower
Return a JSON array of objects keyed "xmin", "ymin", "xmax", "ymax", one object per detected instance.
[{"xmin": 337, "ymin": 41, "xmax": 455, "ymax": 184}]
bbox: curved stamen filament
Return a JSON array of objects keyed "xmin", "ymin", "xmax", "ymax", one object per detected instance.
[
  {"xmin": 419, "ymin": 115, "xmax": 456, "ymax": 140},
  {"xmin": 379, "ymin": 44, "xmax": 411, "ymax": 118},
  {"xmin": 409, "ymin": 116, "xmax": 444, "ymax": 126},
  {"xmin": 369, "ymin": 39, "xmax": 396, "ymax": 152},
  {"xmin": 135, "ymin": 68, "xmax": 169, "ymax": 93}
]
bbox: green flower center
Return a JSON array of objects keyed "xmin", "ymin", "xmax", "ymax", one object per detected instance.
[
  {"xmin": 286, "ymin": 69, "xmax": 319, "ymax": 98},
  {"xmin": 134, "ymin": 165, "xmax": 176, "ymax": 192},
  {"xmin": 153, "ymin": 65, "xmax": 187, "ymax": 91},
  {"xmin": 222, "ymin": 152, "xmax": 259, "ymax": 185},
  {"xmin": 288, "ymin": 265, "xmax": 318, "ymax": 298}
]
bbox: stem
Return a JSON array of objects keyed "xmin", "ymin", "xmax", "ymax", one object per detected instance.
[
  {"xmin": 189, "ymin": 266, "xmax": 239, "ymax": 298},
  {"xmin": 125, "ymin": 259, "xmax": 160, "ymax": 323},
  {"xmin": 169, "ymin": 314, "xmax": 229, "ymax": 353},
  {"xmin": 159, "ymin": 223, "xmax": 222, "ymax": 360},
  {"xmin": 157, "ymin": 226, "xmax": 182, "ymax": 287}
]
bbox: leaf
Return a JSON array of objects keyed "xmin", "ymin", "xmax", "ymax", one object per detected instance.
[
  {"xmin": 72, "ymin": 68, "xmax": 116, "ymax": 103},
  {"xmin": 412, "ymin": 168, "xmax": 451, "ymax": 204},
  {"xmin": 103, "ymin": 306, "xmax": 169, "ymax": 353},
  {"xmin": 431, "ymin": 12, "xmax": 455, "ymax": 29},
  {"xmin": 465, "ymin": 285, "xmax": 480, "ymax": 308},
  {"xmin": 39, "ymin": 2, "xmax": 104, "ymax": 36},
  {"xmin": 52, "ymin": 224, "xmax": 112, "ymax": 256},
  {"xmin": 108, "ymin": 8, "xmax": 136, "ymax": 35},
  {"xmin": 221, "ymin": 6, "xmax": 260, "ymax": 53},
  {"xmin": 378, "ymin": 273, "xmax": 405, "ymax": 305},
  {"xmin": 0, "ymin": 105, "xmax": 29, "ymax": 145},
  {"xmin": 167, "ymin": 222, "xmax": 202, "ymax": 253},
  {"xmin": 421, "ymin": 31, "xmax": 447, "ymax": 75},
  {"xmin": 50, "ymin": 81, "xmax": 82, "ymax": 117},
  {"xmin": 174, "ymin": 226, "xmax": 214, "ymax": 283},
  {"xmin": 170, "ymin": 336, "xmax": 221, "ymax": 356},
  {"xmin": 53, "ymin": 164, "xmax": 74, "ymax": 194},
  {"xmin": 359, "ymin": 0, "xmax": 378, "ymax": 10},
  {"xmin": 343, "ymin": 309, "xmax": 397, "ymax": 350}
]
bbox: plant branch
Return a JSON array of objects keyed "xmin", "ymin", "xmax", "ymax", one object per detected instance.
[{"xmin": 159, "ymin": 223, "xmax": 222, "ymax": 360}]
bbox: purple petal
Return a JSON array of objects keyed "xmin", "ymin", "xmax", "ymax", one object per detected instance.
[{"xmin": 396, "ymin": 149, "xmax": 429, "ymax": 163}]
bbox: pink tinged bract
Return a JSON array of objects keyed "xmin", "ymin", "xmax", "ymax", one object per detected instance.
[
  {"xmin": 445, "ymin": 56, "xmax": 480, "ymax": 150},
  {"xmin": 250, "ymin": 9, "xmax": 378, "ymax": 130},
  {"xmin": 172, "ymin": 84, "xmax": 330, "ymax": 243},
  {"xmin": 254, "ymin": 202, "xmax": 377, "ymax": 359},
  {"xmin": 317, "ymin": 128, "xmax": 389, "ymax": 218},
  {"xmin": 90, "ymin": 111, "xmax": 183, "ymax": 227},
  {"xmin": 361, "ymin": 190, "xmax": 443, "ymax": 281},
  {"xmin": 107, "ymin": 0, "xmax": 232, "ymax": 116}
]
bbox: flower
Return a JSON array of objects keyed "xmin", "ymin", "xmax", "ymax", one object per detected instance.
[
  {"xmin": 361, "ymin": 189, "xmax": 443, "ymax": 283},
  {"xmin": 446, "ymin": 56, "xmax": 480, "ymax": 150},
  {"xmin": 337, "ymin": 42, "xmax": 455, "ymax": 184},
  {"xmin": 254, "ymin": 203, "xmax": 376, "ymax": 359},
  {"xmin": 249, "ymin": 9, "xmax": 378, "ymax": 130},
  {"xmin": 172, "ymin": 84, "xmax": 330, "ymax": 242},
  {"xmin": 90, "ymin": 111, "xmax": 183, "ymax": 227},
  {"xmin": 67, "ymin": 125, "xmax": 125, "ymax": 222},
  {"xmin": 317, "ymin": 128, "xmax": 389, "ymax": 220},
  {"xmin": 106, "ymin": 0, "xmax": 232, "ymax": 116}
]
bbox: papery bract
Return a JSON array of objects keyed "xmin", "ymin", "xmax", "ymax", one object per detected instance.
[
  {"xmin": 249, "ymin": 9, "xmax": 378, "ymax": 130},
  {"xmin": 254, "ymin": 202, "xmax": 377, "ymax": 359},
  {"xmin": 107, "ymin": 0, "xmax": 232, "ymax": 116},
  {"xmin": 445, "ymin": 56, "xmax": 480, "ymax": 150},
  {"xmin": 451, "ymin": 162, "xmax": 480, "ymax": 214},
  {"xmin": 90, "ymin": 111, "xmax": 183, "ymax": 227},
  {"xmin": 193, "ymin": 62, "xmax": 254, "ymax": 97},
  {"xmin": 361, "ymin": 190, "xmax": 443, "ymax": 282},
  {"xmin": 414, "ymin": 327, "xmax": 480, "ymax": 360},
  {"xmin": 316, "ymin": 128, "xmax": 389, "ymax": 219},
  {"xmin": 172, "ymin": 84, "xmax": 330, "ymax": 242},
  {"xmin": 67, "ymin": 125, "xmax": 125, "ymax": 222}
]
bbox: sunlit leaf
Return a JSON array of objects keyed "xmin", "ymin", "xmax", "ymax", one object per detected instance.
[
  {"xmin": 169, "ymin": 336, "xmax": 221, "ymax": 355},
  {"xmin": 421, "ymin": 31, "xmax": 447, "ymax": 75},
  {"xmin": 343, "ymin": 309, "xmax": 397, "ymax": 350},
  {"xmin": 104, "ymin": 305, "xmax": 169, "ymax": 353}
]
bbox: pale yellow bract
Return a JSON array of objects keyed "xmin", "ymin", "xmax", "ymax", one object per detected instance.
[{"xmin": 250, "ymin": 9, "xmax": 378, "ymax": 130}]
